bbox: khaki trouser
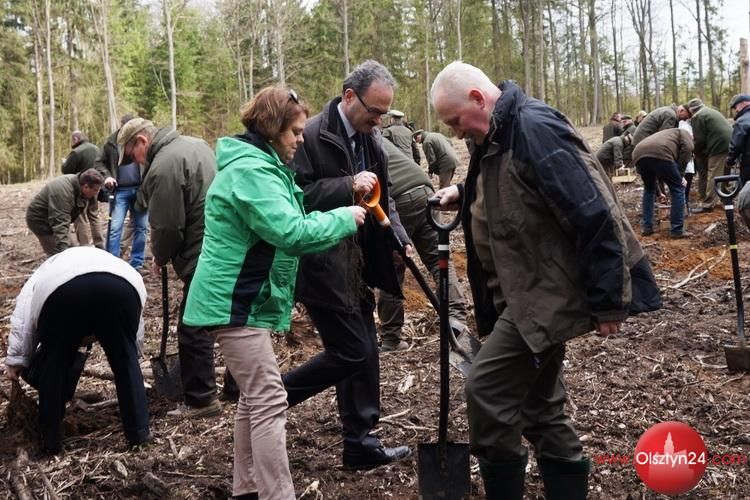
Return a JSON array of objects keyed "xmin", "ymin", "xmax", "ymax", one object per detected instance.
[
  {"xmin": 214, "ymin": 326, "xmax": 294, "ymax": 500},
  {"xmin": 698, "ymin": 154, "xmax": 726, "ymax": 209},
  {"xmin": 71, "ymin": 199, "xmax": 104, "ymax": 248},
  {"xmin": 466, "ymin": 309, "xmax": 583, "ymax": 463},
  {"xmin": 34, "ymin": 233, "xmax": 59, "ymax": 256},
  {"xmin": 438, "ymin": 169, "xmax": 455, "ymax": 189}
]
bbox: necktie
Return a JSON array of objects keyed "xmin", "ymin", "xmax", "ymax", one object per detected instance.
[{"xmin": 353, "ymin": 134, "xmax": 365, "ymax": 172}]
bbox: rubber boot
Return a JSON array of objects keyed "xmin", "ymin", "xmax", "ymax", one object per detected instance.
[
  {"xmin": 537, "ymin": 457, "xmax": 591, "ymax": 500},
  {"xmin": 478, "ymin": 454, "xmax": 527, "ymax": 500}
]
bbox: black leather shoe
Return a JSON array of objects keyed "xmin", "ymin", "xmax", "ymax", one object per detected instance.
[{"xmin": 343, "ymin": 444, "xmax": 413, "ymax": 469}]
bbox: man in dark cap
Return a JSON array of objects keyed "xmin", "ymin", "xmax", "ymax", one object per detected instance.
[
  {"xmin": 63, "ymin": 131, "xmax": 103, "ymax": 248},
  {"xmin": 727, "ymin": 94, "xmax": 750, "ymax": 185},
  {"xmin": 118, "ymin": 117, "xmax": 236, "ymax": 418}
]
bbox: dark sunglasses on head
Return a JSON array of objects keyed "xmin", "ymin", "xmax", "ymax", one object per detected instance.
[{"xmin": 288, "ymin": 89, "xmax": 299, "ymax": 104}]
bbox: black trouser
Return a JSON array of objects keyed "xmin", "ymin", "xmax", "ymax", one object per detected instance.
[
  {"xmin": 282, "ymin": 292, "xmax": 381, "ymax": 451},
  {"xmin": 741, "ymin": 162, "xmax": 750, "ymax": 186},
  {"xmin": 36, "ymin": 273, "xmax": 150, "ymax": 450},
  {"xmin": 178, "ymin": 274, "xmax": 220, "ymax": 406}
]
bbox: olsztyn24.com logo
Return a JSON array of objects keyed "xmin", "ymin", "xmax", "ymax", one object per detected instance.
[{"xmin": 634, "ymin": 421, "xmax": 707, "ymax": 495}]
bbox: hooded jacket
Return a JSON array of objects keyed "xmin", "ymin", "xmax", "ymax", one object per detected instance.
[
  {"xmin": 135, "ymin": 128, "xmax": 215, "ymax": 279},
  {"xmin": 462, "ymin": 81, "xmax": 661, "ymax": 351},
  {"xmin": 183, "ymin": 133, "xmax": 357, "ymax": 331},
  {"xmin": 291, "ymin": 97, "xmax": 410, "ymax": 312}
]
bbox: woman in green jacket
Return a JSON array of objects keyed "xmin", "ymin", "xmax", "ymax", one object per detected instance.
[{"xmin": 184, "ymin": 87, "xmax": 365, "ymax": 500}]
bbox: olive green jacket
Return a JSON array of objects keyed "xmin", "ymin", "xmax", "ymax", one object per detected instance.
[{"xmin": 25, "ymin": 174, "xmax": 88, "ymax": 253}]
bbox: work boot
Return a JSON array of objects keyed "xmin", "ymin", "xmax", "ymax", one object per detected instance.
[
  {"xmin": 537, "ymin": 456, "xmax": 591, "ymax": 500},
  {"xmin": 167, "ymin": 399, "xmax": 222, "ymax": 419},
  {"xmin": 380, "ymin": 340, "xmax": 408, "ymax": 352},
  {"xmin": 478, "ymin": 455, "xmax": 527, "ymax": 500}
]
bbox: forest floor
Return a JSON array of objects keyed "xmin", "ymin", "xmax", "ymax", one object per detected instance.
[{"xmin": 1, "ymin": 127, "xmax": 749, "ymax": 499}]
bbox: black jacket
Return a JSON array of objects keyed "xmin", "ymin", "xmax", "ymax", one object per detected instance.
[
  {"xmin": 462, "ymin": 81, "xmax": 661, "ymax": 342},
  {"xmin": 291, "ymin": 97, "xmax": 410, "ymax": 312},
  {"xmin": 727, "ymin": 106, "xmax": 750, "ymax": 168}
]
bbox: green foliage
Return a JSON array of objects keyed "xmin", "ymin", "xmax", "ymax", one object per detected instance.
[{"xmin": 0, "ymin": 0, "xmax": 743, "ymax": 183}]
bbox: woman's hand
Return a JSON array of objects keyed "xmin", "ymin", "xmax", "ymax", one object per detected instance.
[{"xmin": 348, "ymin": 206, "xmax": 367, "ymax": 226}]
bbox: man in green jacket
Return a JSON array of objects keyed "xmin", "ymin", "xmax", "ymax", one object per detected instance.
[
  {"xmin": 383, "ymin": 110, "xmax": 420, "ymax": 164},
  {"xmin": 26, "ymin": 169, "xmax": 104, "ymax": 255},
  {"xmin": 118, "ymin": 118, "xmax": 235, "ymax": 417},
  {"xmin": 687, "ymin": 99, "xmax": 732, "ymax": 213},
  {"xmin": 62, "ymin": 131, "xmax": 104, "ymax": 249},
  {"xmin": 415, "ymin": 129, "xmax": 460, "ymax": 188},
  {"xmin": 596, "ymin": 134, "xmax": 632, "ymax": 176}
]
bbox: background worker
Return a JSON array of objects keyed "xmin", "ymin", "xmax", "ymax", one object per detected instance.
[
  {"xmin": 726, "ymin": 93, "xmax": 750, "ymax": 185},
  {"xmin": 62, "ymin": 130, "xmax": 104, "ymax": 248},
  {"xmin": 5, "ymin": 247, "xmax": 151, "ymax": 455},
  {"xmin": 377, "ymin": 139, "xmax": 468, "ymax": 352},
  {"xmin": 632, "ymin": 128, "xmax": 694, "ymax": 238},
  {"xmin": 119, "ymin": 118, "xmax": 237, "ymax": 418},
  {"xmin": 383, "ymin": 109, "xmax": 421, "ymax": 163},
  {"xmin": 414, "ymin": 129, "xmax": 460, "ymax": 188},
  {"xmin": 96, "ymin": 114, "xmax": 148, "ymax": 270},
  {"xmin": 26, "ymin": 169, "xmax": 104, "ymax": 255}
]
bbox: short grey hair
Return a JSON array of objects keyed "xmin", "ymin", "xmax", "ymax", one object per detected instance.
[
  {"xmin": 431, "ymin": 61, "xmax": 496, "ymax": 105},
  {"xmin": 342, "ymin": 60, "xmax": 396, "ymax": 95}
]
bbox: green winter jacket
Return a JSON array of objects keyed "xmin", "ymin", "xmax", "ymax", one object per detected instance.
[
  {"xmin": 183, "ymin": 133, "xmax": 357, "ymax": 331},
  {"xmin": 135, "ymin": 128, "xmax": 215, "ymax": 279},
  {"xmin": 690, "ymin": 106, "xmax": 731, "ymax": 158}
]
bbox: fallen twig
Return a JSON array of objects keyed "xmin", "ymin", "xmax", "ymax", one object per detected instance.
[
  {"xmin": 668, "ymin": 249, "xmax": 727, "ymax": 289},
  {"xmin": 10, "ymin": 449, "xmax": 33, "ymax": 500},
  {"xmin": 37, "ymin": 463, "xmax": 61, "ymax": 500}
]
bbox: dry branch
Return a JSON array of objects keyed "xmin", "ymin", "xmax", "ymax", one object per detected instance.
[{"xmin": 10, "ymin": 449, "xmax": 33, "ymax": 500}]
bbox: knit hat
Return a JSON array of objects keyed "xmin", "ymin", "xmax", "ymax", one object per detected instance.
[
  {"xmin": 117, "ymin": 117, "xmax": 153, "ymax": 165},
  {"xmin": 687, "ymin": 98, "xmax": 704, "ymax": 113},
  {"xmin": 730, "ymin": 94, "xmax": 750, "ymax": 109}
]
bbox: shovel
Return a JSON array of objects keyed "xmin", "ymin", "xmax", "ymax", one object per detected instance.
[
  {"xmin": 106, "ymin": 192, "xmax": 114, "ymax": 252},
  {"xmin": 358, "ymin": 181, "xmax": 480, "ymax": 374},
  {"xmin": 150, "ymin": 267, "xmax": 183, "ymax": 400},
  {"xmin": 714, "ymin": 175, "xmax": 750, "ymax": 372},
  {"xmin": 417, "ymin": 197, "xmax": 470, "ymax": 500}
]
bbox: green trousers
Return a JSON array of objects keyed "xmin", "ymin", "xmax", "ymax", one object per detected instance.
[{"xmin": 466, "ymin": 310, "xmax": 583, "ymax": 463}]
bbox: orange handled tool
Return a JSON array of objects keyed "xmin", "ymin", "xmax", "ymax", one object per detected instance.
[{"xmin": 357, "ymin": 179, "xmax": 390, "ymax": 228}]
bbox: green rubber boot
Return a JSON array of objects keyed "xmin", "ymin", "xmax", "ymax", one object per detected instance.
[
  {"xmin": 478, "ymin": 454, "xmax": 527, "ymax": 500},
  {"xmin": 537, "ymin": 457, "xmax": 591, "ymax": 500}
]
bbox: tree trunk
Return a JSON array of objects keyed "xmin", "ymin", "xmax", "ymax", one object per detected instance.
[
  {"xmin": 547, "ymin": 1, "xmax": 561, "ymax": 109},
  {"xmin": 611, "ymin": 0, "xmax": 620, "ymax": 111},
  {"xmin": 32, "ymin": 1, "xmax": 46, "ymax": 178},
  {"xmin": 44, "ymin": 0, "xmax": 55, "ymax": 178},
  {"xmin": 92, "ymin": 0, "xmax": 119, "ymax": 131},
  {"xmin": 342, "ymin": 0, "xmax": 350, "ymax": 76},
  {"xmin": 163, "ymin": 0, "xmax": 178, "ymax": 129},
  {"xmin": 669, "ymin": 0, "xmax": 678, "ymax": 104},
  {"xmin": 578, "ymin": 0, "xmax": 589, "ymax": 125},
  {"xmin": 520, "ymin": 1, "xmax": 531, "ymax": 94},
  {"xmin": 535, "ymin": 0, "xmax": 545, "ymax": 100},
  {"xmin": 589, "ymin": 0, "xmax": 600, "ymax": 125},
  {"xmin": 704, "ymin": 0, "xmax": 718, "ymax": 107},
  {"xmin": 648, "ymin": 0, "xmax": 660, "ymax": 108},
  {"xmin": 696, "ymin": 0, "xmax": 704, "ymax": 100},
  {"xmin": 491, "ymin": 0, "xmax": 500, "ymax": 78},
  {"xmin": 456, "ymin": 0, "xmax": 462, "ymax": 60}
]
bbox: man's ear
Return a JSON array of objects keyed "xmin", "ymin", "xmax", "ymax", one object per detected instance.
[{"xmin": 468, "ymin": 89, "xmax": 485, "ymax": 109}]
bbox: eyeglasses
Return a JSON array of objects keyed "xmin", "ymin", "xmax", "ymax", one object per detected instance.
[
  {"xmin": 353, "ymin": 91, "xmax": 389, "ymax": 116},
  {"xmin": 288, "ymin": 89, "xmax": 299, "ymax": 104}
]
